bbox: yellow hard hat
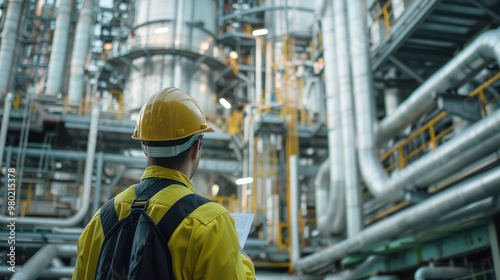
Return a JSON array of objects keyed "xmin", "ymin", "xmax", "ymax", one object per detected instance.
[{"xmin": 132, "ymin": 87, "xmax": 214, "ymax": 142}]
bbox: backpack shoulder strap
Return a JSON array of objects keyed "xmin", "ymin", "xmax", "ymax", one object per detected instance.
[
  {"xmin": 100, "ymin": 198, "xmax": 117, "ymax": 238},
  {"xmin": 157, "ymin": 194, "xmax": 211, "ymax": 241},
  {"xmin": 100, "ymin": 178, "xmax": 186, "ymax": 238}
]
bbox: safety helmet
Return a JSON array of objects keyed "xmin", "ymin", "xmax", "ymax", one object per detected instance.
[{"xmin": 132, "ymin": 87, "xmax": 214, "ymax": 157}]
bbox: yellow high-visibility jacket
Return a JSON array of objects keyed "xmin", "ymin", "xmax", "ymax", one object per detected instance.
[{"xmin": 73, "ymin": 166, "xmax": 255, "ymax": 279}]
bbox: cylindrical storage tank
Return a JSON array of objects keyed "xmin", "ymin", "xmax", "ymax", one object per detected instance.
[
  {"xmin": 124, "ymin": 55, "xmax": 216, "ymax": 114},
  {"xmin": 265, "ymin": 0, "xmax": 315, "ymax": 39},
  {"xmin": 264, "ymin": 0, "xmax": 314, "ymax": 109},
  {"xmin": 123, "ymin": 0, "xmax": 218, "ymax": 115},
  {"xmin": 130, "ymin": 0, "xmax": 216, "ymax": 53}
]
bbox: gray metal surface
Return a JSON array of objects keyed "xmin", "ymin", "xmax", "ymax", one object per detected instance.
[
  {"xmin": 295, "ymin": 165, "xmax": 500, "ymax": 273},
  {"xmin": 377, "ymin": 28, "xmax": 500, "ymax": 145},
  {"xmin": 45, "ymin": 0, "xmax": 72, "ymax": 96},
  {"xmin": 67, "ymin": 0, "xmax": 95, "ymax": 106},
  {"xmin": 265, "ymin": 0, "xmax": 315, "ymax": 39},
  {"xmin": 123, "ymin": 55, "xmax": 216, "ymax": 114},
  {"xmin": 121, "ymin": 0, "xmax": 218, "ymax": 114},
  {"xmin": 337, "ymin": 0, "xmax": 362, "ymax": 237},
  {"xmin": 131, "ymin": 0, "xmax": 216, "ymax": 53},
  {"xmin": 414, "ymin": 266, "xmax": 469, "ymax": 280},
  {"xmin": 316, "ymin": 0, "xmax": 345, "ymax": 236},
  {"xmin": 0, "ymin": 0, "xmax": 24, "ymax": 98},
  {"xmin": 0, "ymin": 107, "xmax": 100, "ymax": 226},
  {"xmin": 9, "ymin": 244, "xmax": 76, "ymax": 280}
]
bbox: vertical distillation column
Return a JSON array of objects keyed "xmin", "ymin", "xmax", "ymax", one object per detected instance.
[
  {"xmin": 264, "ymin": 0, "xmax": 315, "ymax": 266},
  {"xmin": 123, "ymin": 0, "xmax": 218, "ymax": 116},
  {"xmin": 0, "ymin": 0, "xmax": 24, "ymax": 98}
]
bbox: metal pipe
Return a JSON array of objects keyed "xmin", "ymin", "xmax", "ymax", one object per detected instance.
[
  {"xmin": 380, "ymin": 109, "xmax": 500, "ymax": 202},
  {"xmin": 361, "ymin": 108, "xmax": 500, "ymax": 201},
  {"xmin": 0, "ymin": 107, "xmax": 100, "ymax": 226},
  {"xmin": 255, "ymin": 36, "xmax": 263, "ymax": 108},
  {"xmin": 0, "ymin": 93, "xmax": 13, "ymax": 169},
  {"xmin": 67, "ymin": 0, "xmax": 95, "ymax": 107},
  {"xmin": 2, "ymin": 146, "xmax": 13, "ymax": 214},
  {"xmin": 325, "ymin": 255, "xmax": 383, "ymax": 280},
  {"xmin": 414, "ymin": 266, "xmax": 469, "ymax": 280},
  {"xmin": 317, "ymin": 0, "xmax": 346, "ymax": 236},
  {"xmin": 289, "ymin": 155, "xmax": 300, "ymax": 266},
  {"xmin": 265, "ymin": 39, "xmax": 273, "ymax": 108},
  {"xmin": 336, "ymin": 0, "xmax": 362, "ymax": 236},
  {"xmin": 413, "ymin": 132, "xmax": 500, "ymax": 187},
  {"xmin": 173, "ymin": 0, "xmax": 185, "ymax": 88},
  {"xmin": 92, "ymin": 151, "xmax": 104, "ymax": 214},
  {"xmin": 11, "ymin": 244, "xmax": 58, "ymax": 280},
  {"xmin": 45, "ymin": 0, "xmax": 73, "ymax": 96},
  {"xmin": 5, "ymin": 147, "xmax": 243, "ymax": 171},
  {"xmin": 384, "ymin": 68, "xmax": 401, "ymax": 116},
  {"xmin": 294, "ymin": 166, "xmax": 500, "ymax": 272},
  {"xmin": 351, "ymin": 7, "xmax": 500, "ymax": 201},
  {"xmin": 314, "ymin": 159, "xmax": 345, "ymax": 235},
  {"xmin": 349, "ymin": 0, "xmax": 390, "ymax": 201},
  {"xmin": 377, "ymin": 28, "xmax": 500, "ymax": 145},
  {"xmin": 51, "ymin": 258, "xmax": 71, "ymax": 280},
  {"xmin": 102, "ymin": 165, "xmax": 126, "ymax": 203},
  {"xmin": 0, "ymin": 0, "xmax": 23, "ymax": 97}
]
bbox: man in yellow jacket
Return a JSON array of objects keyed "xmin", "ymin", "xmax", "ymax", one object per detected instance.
[{"xmin": 73, "ymin": 87, "xmax": 255, "ymax": 279}]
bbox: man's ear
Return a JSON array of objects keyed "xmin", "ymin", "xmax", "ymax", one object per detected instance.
[{"xmin": 190, "ymin": 140, "xmax": 201, "ymax": 160}]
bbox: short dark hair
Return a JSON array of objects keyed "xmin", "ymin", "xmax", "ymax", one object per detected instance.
[{"xmin": 144, "ymin": 134, "xmax": 203, "ymax": 169}]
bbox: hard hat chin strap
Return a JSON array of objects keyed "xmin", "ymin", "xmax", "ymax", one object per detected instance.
[{"xmin": 141, "ymin": 134, "xmax": 200, "ymax": 158}]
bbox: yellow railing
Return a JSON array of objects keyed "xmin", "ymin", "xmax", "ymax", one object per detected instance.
[
  {"xmin": 372, "ymin": 0, "xmax": 395, "ymax": 40},
  {"xmin": 206, "ymin": 195, "xmax": 239, "ymax": 213},
  {"xmin": 381, "ymin": 72, "xmax": 500, "ymax": 172}
]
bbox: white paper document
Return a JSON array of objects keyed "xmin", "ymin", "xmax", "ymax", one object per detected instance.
[{"xmin": 230, "ymin": 213, "xmax": 255, "ymax": 248}]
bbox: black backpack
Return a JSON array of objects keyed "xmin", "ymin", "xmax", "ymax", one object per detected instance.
[{"xmin": 95, "ymin": 178, "xmax": 210, "ymax": 280}]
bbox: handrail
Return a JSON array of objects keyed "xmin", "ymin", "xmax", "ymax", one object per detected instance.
[
  {"xmin": 372, "ymin": 0, "xmax": 395, "ymax": 40},
  {"xmin": 381, "ymin": 72, "xmax": 500, "ymax": 172}
]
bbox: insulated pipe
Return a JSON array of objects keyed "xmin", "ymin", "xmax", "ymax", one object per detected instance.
[
  {"xmin": 380, "ymin": 108, "xmax": 500, "ymax": 202},
  {"xmin": 0, "ymin": 0, "xmax": 23, "ymax": 98},
  {"xmin": 45, "ymin": 0, "xmax": 73, "ymax": 96},
  {"xmin": 336, "ymin": 0, "xmax": 362, "ymax": 236},
  {"xmin": 0, "ymin": 93, "xmax": 13, "ymax": 170},
  {"xmin": 255, "ymin": 36, "xmax": 263, "ymax": 108},
  {"xmin": 350, "ymin": 0, "xmax": 500, "ymax": 201},
  {"xmin": 92, "ymin": 151, "xmax": 104, "ymax": 214},
  {"xmin": 413, "ymin": 131, "xmax": 500, "ymax": 187},
  {"xmin": 0, "ymin": 107, "xmax": 100, "ymax": 226},
  {"xmin": 290, "ymin": 155, "xmax": 300, "ymax": 266},
  {"xmin": 348, "ymin": 0, "xmax": 390, "ymax": 200},
  {"xmin": 325, "ymin": 255, "xmax": 382, "ymax": 280},
  {"xmin": 314, "ymin": 160, "xmax": 345, "ymax": 235},
  {"xmin": 317, "ymin": 0, "xmax": 345, "ymax": 236},
  {"xmin": 5, "ymin": 147, "xmax": 243, "ymax": 171},
  {"xmin": 361, "ymin": 108, "xmax": 500, "ymax": 202},
  {"xmin": 102, "ymin": 165, "xmax": 126, "ymax": 203},
  {"xmin": 265, "ymin": 39, "xmax": 273, "ymax": 108},
  {"xmin": 50, "ymin": 258, "xmax": 71, "ymax": 280},
  {"xmin": 10, "ymin": 244, "xmax": 76, "ymax": 280},
  {"xmin": 294, "ymin": 166, "xmax": 500, "ymax": 273},
  {"xmin": 67, "ymin": 0, "xmax": 95, "ymax": 107},
  {"xmin": 173, "ymin": 0, "xmax": 185, "ymax": 88},
  {"xmin": 377, "ymin": 28, "xmax": 500, "ymax": 145},
  {"xmin": 414, "ymin": 266, "xmax": 469, "ymax": 280}
]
